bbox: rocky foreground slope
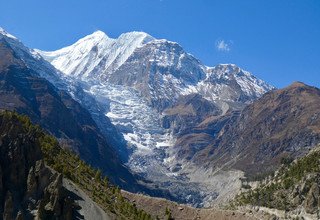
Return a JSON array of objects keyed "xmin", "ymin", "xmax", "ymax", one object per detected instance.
[
  {"xmin": 0, "ymin": 111, "xmax": 154, "ymax": 219},
  {"xmin": 0, "ymin": 111, "xmax": 77, "ymax": 219},
  {"xmin": 123, "ymin": 191, "xmax": 262, "ymax": 220},
  {"xmin": 232, "ymin": 144, "xmax": 320, "ymax": 219}
]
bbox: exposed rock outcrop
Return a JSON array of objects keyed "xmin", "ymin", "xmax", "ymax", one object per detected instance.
[
  {"xmin": 162, "ymin": 94, "xmax": 222, "ymax": 135},
  {"xmin": 304, "ymin": 181, "xmax": 320, "ymax": 214},
  {"xmin": 0, "ymin": 112, "xmax": 76, "ymax": 219}
]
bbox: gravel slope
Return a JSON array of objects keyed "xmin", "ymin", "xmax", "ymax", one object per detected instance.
[{"xmin": 63, "ymin": 179, "xmax": 115, "ymax": 220}]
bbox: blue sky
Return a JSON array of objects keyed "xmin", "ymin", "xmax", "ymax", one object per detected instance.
[{"xmin": 0, "ymin": 0, "xmax": 319, "ymax": 88}]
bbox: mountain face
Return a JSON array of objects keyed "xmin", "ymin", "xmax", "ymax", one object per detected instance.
[
  {"xmin": 33, "ymin": 30, "xmax": 274, "ymax": 206},
  {"xmin": 37, "ymin": 31, "xmax": 272, "ymax": 112},
  {"xmin": 37, "ymin": 31, "xmax": 154, "ymax": 80},
  {"xmin": 2, "ymin": 27, "xmax": 319, "ymax": 210},
  {"xmin": 0, "ymin": 31, "xmax": 139, "ymax": 190},
  {"xmin": 194, "ymin": 82, "xmax": 320, "ymax": 178}
]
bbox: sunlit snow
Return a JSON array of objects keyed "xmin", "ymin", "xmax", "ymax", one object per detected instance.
[{"xmin": 31, "ymin": 29, "xmax": 274, "ymax": 207}]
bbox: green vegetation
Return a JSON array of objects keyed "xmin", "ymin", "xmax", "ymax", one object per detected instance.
[
  {"xmin": 233, "ymin": 147, "xmax": 320, "ymax": 211},
  {"xmin": 245, "ymin": 170, "xmax": 275, "ymax": 182},
  {"xmin": 0, "ymin": 111, "xmax": 153, "ymax": 220},
  {"xmin": 280, "ymin": 156, "xmax": 294, "ymax": 166},
  {"xmin": 165, "ymin": 207, "xmax": 173, "ymax": 220}
]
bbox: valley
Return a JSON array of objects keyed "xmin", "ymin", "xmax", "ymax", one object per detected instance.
[{"xmin": 0, "ymin": 26, "xmax": 319, "ymax": 219}]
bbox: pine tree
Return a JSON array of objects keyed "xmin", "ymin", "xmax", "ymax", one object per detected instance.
[{"xmin": 95, "ymin": 169, "xmax": 102, "ymax": 180}]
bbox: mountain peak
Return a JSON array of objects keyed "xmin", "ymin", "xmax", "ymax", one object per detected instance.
[
  {"xmin": 0, "ymin": 27, "xmax": 18, "ymax": 40},
  {"xmin": 279, "ymin": 82, "xmax": 319, "ymax": 95},
  {"xmin": 37, "ymin": 30, "xmax": 273, "ymax": 101},
  {"xmin": 289, "ymin": 81, "xmax": 307, "ymax": 88},
  {"xmin": 76, "ymin": 30, "xmax": 111, "ymax": 45},
  {"xmin": 80, "ymin": 30, "xmax": 110, "ymax": 42},
  {"xmin": 119, "ymin": 31, "xmax": 154, "ymax": 40},
  {"xmin": 36, "ymin": 30, "xmax": 156, "ymax": 78},
  {"xmin": 91, "ymin": 30, "xmax": 108, "ymax": 37},
  {"xmin": 209, "ymin": 63, "xmax": 248, "ymax": 79},
  {"xmin": 117, "ymin": 31, "xmax": 155, "ymax": 48},
  {"xmin": 212, "ymin": 63, "xmax": 241, "ymax": 73}
]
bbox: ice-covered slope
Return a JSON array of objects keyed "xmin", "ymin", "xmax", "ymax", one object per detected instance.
[
  {"xmin": 37, "ymin": 31, "xmax": 154, "ymax": 79},
  {"xmin": 0, "ymin": 27, "xmax": 63, "ymax": 85},
  {"xmin": 190, "ymin": 63, "xmax": 274, "ymax": 113},
  {"xmin": 36, "ymin": 30, "xmax": 274, "ymax": 165},
  {"xmin": 205, "ymin": 64, "xmax": 272, "ymax": 98},
  {"xmin": 0, "ymin": 27, "xmax": 18, "ymax": 39},
  {"xmin": 35, "ymin": 30, "xmax": 274, "ymax": 207},
  {"xmin": 37, "ymin": 31, "xmax": 273, "ymax": 109}
]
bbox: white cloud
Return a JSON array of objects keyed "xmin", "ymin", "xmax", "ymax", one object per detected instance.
[{"xmin": 216, "ymin": 39, "xmax": 231, "ymax": 52}]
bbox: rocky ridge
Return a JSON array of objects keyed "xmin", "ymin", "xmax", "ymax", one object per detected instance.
[
  {"xmin": 0, "ymin": 111, "xmax": 76, "ymax": 220},
  {"xmin": 192, "ymin": 82, "xmax": 320, "ymax": 178}
]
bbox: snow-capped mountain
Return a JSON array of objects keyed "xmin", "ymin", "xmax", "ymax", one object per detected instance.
[
  {"xmin": 0, "ymin": 27, "xmax": 62, "ymax": 84},
  {"xmin": 34, "ymin": 30, "xmax": 274, "ymax": 206},
  {"xmin": 37, "ymin": 31, "xmax": 273, "ymax": 111},
  {"xmin": 0, "ymin": 28, "xmax": 143, "ymax": 190},
  {"xmin": 0, "ymin": 28, "xmax": 274, "ymax": 206},
  {"xmin": 37, "ymin": 31, "xmax": 154, "ymax": 79}
]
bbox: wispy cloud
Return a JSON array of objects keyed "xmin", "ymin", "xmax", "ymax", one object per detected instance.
[{"xmin": 215, "ymin": 39, "xmax": 232, "ymax": 52}]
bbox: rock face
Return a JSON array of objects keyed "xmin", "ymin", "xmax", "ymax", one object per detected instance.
[
  {"xmin": 0, "ymin": 112, "xmax": 76, "ymax": 220},
  {"xmin": 284, "ymin": 173, "xmax": 320, "ymax": 215},
  {"xmin": 162, "ymin": 94, "xmax": 222, "ymax": 135},
  {"xmin": 304, "ymin": 180, "xmax": 320, "ymax": 214},
  {"xmin": 195, "ymin": 82, "xmax": 320, "ymax": 177},
  {"xmin": 173, "ymin": 110, "xmax": 241, "ymax": 162}
]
